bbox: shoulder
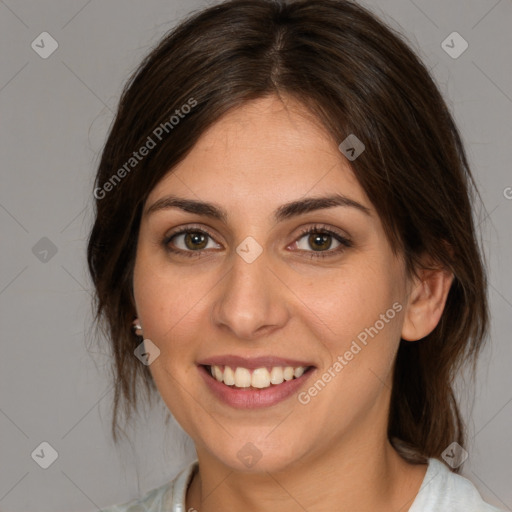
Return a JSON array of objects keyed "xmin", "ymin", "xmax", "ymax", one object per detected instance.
[
  {"xmin": 409, "ymin": 458, "xmax": 505, "ymax": 512},
  {"xmin": 97, "ymin": 482, "xmax": 171, "ymax": 512},
  {"xmin": 98, "ymin": 460, "xmax": 198, "ymax": 512}
]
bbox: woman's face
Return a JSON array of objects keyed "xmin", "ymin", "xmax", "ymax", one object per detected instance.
[{"xmin": 133, "ymin": 94, "xmax": 411, "ymax": 473}]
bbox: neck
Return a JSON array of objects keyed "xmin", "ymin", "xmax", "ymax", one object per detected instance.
[{"xmin": 186, "ymin": 426, "xmax": 427, "ymax": 512}]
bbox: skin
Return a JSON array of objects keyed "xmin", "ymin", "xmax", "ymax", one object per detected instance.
[{"xmin": 132, "ymin": 94, "xmax": 453, "ymax": 511}]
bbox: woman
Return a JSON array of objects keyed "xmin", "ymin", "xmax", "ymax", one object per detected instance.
[{"xmin": 88, "ymin": 0, "xmax": 504, "ymax": 510}]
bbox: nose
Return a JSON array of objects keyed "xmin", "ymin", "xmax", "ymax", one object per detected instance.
[{"xmin": 211, "ymin": 246, "xmax": 290, "ymax": 341}]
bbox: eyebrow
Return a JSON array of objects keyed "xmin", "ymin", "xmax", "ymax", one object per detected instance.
[{"xmin": 144, "ymin": 193, "xmax": 371, "ymax": 223}]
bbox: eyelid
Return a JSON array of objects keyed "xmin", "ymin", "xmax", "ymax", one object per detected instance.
[
  {"xmin": 295, "ymin": 224, "xmax": 351, "ymax": 245},
  {"xmin": 164, "ymin": 223, "xmax": 220, "ymax": 242}
]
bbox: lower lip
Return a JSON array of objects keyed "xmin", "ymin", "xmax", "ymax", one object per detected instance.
[{"xmin": 198, "ymin": 365, "xmax": 315, "ymax": 409}]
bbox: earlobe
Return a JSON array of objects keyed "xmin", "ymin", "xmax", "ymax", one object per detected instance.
[{"xmin": 401, "ymin": 266, "xmax": 454, "ymax": 342}]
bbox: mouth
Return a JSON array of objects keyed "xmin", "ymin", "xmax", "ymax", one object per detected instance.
[
  {"xmin": 197, "ymin": 359, "xmax": 317, "ymax": 409},
  {"xmin": 202, "ymin": 364, "xmax": 315, "ymax": 390},
  {"xmin": 197, "ymin": 364, "xmax": 316, "ymax": 410}
]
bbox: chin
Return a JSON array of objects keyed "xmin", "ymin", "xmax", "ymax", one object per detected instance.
[{"xmin": 204, "ymin": 435, "xmax": 307, "ymax": 474}]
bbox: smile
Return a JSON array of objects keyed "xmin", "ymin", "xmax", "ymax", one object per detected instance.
[
  {"xmin": 206, "ymin": 364, "xmax": 311, "ymax": 389},
  {"xmin": 198, "ymin": 361, "xmax": 316, "ymax": 408}
]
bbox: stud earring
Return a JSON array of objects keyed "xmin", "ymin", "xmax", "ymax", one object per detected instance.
[{"xmin": 132, "ymin": 319, "xmax": 143, "ymax": 337}]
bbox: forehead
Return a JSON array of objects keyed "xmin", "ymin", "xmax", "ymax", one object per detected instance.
[{"xmin": 146, "ymin": 95, "xmax": 369, "ymax": 211}]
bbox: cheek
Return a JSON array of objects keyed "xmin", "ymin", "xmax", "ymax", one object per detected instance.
[
  {"xmin": 132, "ymin": 257, "xmax": 209, "ymax": 426},
  {"xmin": 132, "ymin": 252, "xmax": 218, "ymax": 381},
  {"xmin": 303, "ymin": 260, "xmax": 399, "ymax": 343},
  {"xmin": 301, "ymin": 259, "xmax": 403, "ymax": 396},
  {"xmin": 133, "ymin": 245, "xmax": 197, "ymax": 335}
]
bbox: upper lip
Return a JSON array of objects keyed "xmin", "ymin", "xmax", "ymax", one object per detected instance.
[{"xmin": 198, "ymin": 355, "xmax": 315, "ymax": 369}]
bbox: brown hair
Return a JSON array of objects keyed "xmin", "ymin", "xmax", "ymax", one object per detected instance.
[{"xmin": 87, "ymin": 0, "xmax": 489, "ymax": 470}]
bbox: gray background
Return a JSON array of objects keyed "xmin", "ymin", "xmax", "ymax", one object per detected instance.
[{"xmin": 0, "ymin": 0, "xmax": 511, "ymax": 510}]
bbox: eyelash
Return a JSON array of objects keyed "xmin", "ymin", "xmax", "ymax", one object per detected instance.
[{"xmin": 162, "ymin": 224, "xmax": 352, "ymax": 260}]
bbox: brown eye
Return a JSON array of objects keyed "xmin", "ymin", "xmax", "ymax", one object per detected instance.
[
  {"xmin": 296, "ymin": 231, "xmax": 341, "ymax": 252},
  {"xmin": 292, "ymin": 226, "xmax": 352, "ymax": 259},
  {"xmin": 307, "ymin": 233, "xmax": 335, "ymax": 251},
  {"xmin": 183, "ymin": 232, "xmax": 208, "ymax": 250},
  {"xmin": 164, "ymin": 228, "xmax": 221, "ymax": 256}
]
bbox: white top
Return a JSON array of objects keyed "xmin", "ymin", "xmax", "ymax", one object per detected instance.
[{"xmin": 99, "ymin": 457, "xmax": 505, "ymax": 511}]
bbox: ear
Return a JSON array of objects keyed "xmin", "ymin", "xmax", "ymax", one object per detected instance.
[{"xmin": 401, "ymin": 259, "xmax": 454, "ymax": 342}]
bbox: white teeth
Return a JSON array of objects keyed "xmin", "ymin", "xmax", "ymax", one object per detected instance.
[
  {"xmin": 294, "ymin": 367, "xmax": 305, "ymax": 378},
  {"xmin": 208, "ymin": 365, "xmax": 307, "ymax": 389},
  {"xmin": 223, "ymin": 366, "xmax": 235, "ymax": 386},
  {"xmin": 283, "ymin": 366, "xmax": 295, "ymax": 381},
  {"xmin": 251, "ymin": 368, "xmax": 270, "ymax": 388},
  {"xmin": 270, "ymin": 366, "xmax": 284, "ymax": 384},
  {"xmin": 214, "ymin": 365, "xmax": 223, "ymax": 382},
  {"xmin": 234, "ymin": 367, "xmax": 252, "ymax": 387}
]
